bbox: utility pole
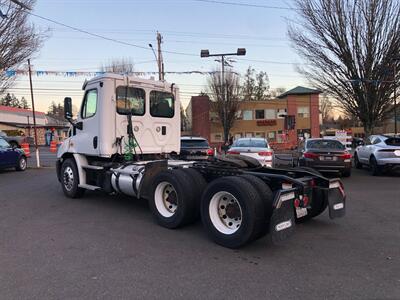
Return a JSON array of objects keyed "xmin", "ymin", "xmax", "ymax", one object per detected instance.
[
  {"xmin": 157, "ymin": 31, "xmax": 164, "ymax": 81},
  {"xmin": 28, "ymin": 59, "xmax": 40, "ymax": 168},
  {"xmin": 394, "ymin": 63, "xmax": 397, "ymax": 135}
]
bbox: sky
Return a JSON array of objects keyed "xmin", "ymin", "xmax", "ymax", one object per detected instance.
[{"xmin": 6, "ymin": 0, "xmax": 309, "ymax": 112}]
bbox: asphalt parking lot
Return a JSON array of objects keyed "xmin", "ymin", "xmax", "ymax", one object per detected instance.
[{"xmin": 0, "ymin": 166, "xmax": 399, "ymax": 299}]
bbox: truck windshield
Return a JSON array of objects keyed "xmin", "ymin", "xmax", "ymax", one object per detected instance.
[{"xmin": 116, "ymin": 86, "xmax": 145, "ymax": 116}]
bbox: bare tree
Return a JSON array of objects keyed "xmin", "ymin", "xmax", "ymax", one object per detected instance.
[
  {"xmin": 270, "ymin": 87, "xmax": 286, "ymax": 98},
  {"xmin": 320, "ymin": 94, "xmax": 333, "ymax": 122},
  {"xmin": 101, "ymin": 57, "xmax": 135, "ymax": 74},
  {"xmin": 207, "ymin": 69, "xmax": 241, "ymax": 143},
  {"xmin": 0, "ymin": 0, "xmax": 44, "ymax": 95},
  {"xmin": 289, "ymin": 0, "xmax": 400, "ymax": 136}
]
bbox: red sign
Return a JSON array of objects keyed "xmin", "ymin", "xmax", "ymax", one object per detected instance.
[{"xmin": 256, "ymin": 119, "xmax": 277, "ymax": 126}]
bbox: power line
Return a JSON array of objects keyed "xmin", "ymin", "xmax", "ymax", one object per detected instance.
[{"xmin": 192, "ymin": 0, "xmax": 295, "ymax": 11}]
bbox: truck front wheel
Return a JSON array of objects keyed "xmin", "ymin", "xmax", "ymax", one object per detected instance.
[
  {"xmin": 201, "ymin": 177, "xmax": 265, "ymax": 248},
  {"xmin": 149, "ymin": 169, "xmax": 197, "ymax": 229},
  {"xmin": 60, "ymin": 158, "xmax": 85, "ymax": 198}
]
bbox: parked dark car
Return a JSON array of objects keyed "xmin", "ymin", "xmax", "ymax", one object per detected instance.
[
  {"xmin": 0, "ymin": 137, "xmax": 27, "ymax": 171},
  {"xmin": 180, "ymin": 136, "xmax": 214, "ymax": 160},
  {"xmin": 296, "ymin": 138, "xmax": 352, "ymax": 177}
]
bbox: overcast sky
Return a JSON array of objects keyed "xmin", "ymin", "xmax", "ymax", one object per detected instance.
[{"xmin": 8, "ymin": 0, "xmax": 309, "ymax": 112}]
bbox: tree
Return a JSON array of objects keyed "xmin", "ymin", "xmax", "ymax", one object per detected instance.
[
  {"xmin": 241, "ymin": 66, "xmax": 270, "ymax": 101},
  {"xmin": 101, "ymin": 57, "xmax": 135, "ymax": 74},
  {"xmin": 20, "ymin": 97, "xmax": 29, "ymax": 109},
  {"xmin": 289, "ymin": 0, "xmax": 400, "ymax": 136},
  {"xmin": 208, "ymin": 69, "xmax": 241, "ymax": 143},
  {"xmin": 0, "ymin": 93, "xmax": 13, "ymax": 106},
  {"xmin": 270, "ymin": 87, "xmax": 287, "ymax": 98},
  {"xmin": 320, "ymin": 94, "xmax": 333, "ymax": 123},
  {"xmin": 46, "ymin": 101, "xmax": 64, "ymax": 120},
  {"xmin": 0, "ymin": 0, "xmax": 44, "ymax": 95}
]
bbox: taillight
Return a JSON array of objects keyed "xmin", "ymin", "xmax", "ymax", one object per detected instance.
[
  {"xmin": 227, "ymin": 150, "xmax": 240, "ymax": 155},
  {"xmin": 206, "ymin": 148, "xmax": 214, "ymax": 156},
  {"xmin": 303, "ymin": 196, "xmax": 309, "ymax": 206},
  {"xmin": 303, "ymin": 152, "xmax": 318, "ymax": 159},
  {"xmin": 294, "ymin": 199, "xmax": 300, "ymax": 208},
  {"xmin": 340, "ymin": 152, "xmax": 352, "ymax": 159},
  {"xmin": 258, "ymin": 151, "xmax": 273, "ymax": 156}
]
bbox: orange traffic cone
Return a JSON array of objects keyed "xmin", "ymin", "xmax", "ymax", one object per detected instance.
[
  {"xmin": 21, "ymin": 143, "xmax": 30, "ymax": 157},
  {"xmin": 50, "ymin": 140, "xmax": 57, "ymax": 153}
]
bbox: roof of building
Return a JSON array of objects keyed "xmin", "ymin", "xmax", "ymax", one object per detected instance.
[
  {"xmin": 277, "ymin": 86, "xmax": 322, "ymax": 98},
  {"xmin": 0, "ymin": 105, "xmax": 46, "ymax": 116}
]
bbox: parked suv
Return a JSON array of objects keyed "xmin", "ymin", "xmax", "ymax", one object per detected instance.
[
  {"xmin": 180, "ymin": 136, "xmax": 214, "ymax": 160},
  {"xmin": 354, "ymin": 135, "xmax": 400, "ymax": 175}
]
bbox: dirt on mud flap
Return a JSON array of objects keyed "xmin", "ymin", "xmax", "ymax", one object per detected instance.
[
  {"xmin": 269, "ymin": 188, "xmax": 297, "ymax": 244},
  {"xmin": 327, "ymin": 180, "xmax": 346, "ymax": 219}
]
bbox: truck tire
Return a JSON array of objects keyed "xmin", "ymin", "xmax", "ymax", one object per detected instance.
[
  {"xmin": 201, "ymin": 176, "xmax": 265, "ymax": 248},
  {"xmin": 149, "ymin": 169, "xmax": 197, "ymax": 229},
  {"xmin": 181, "ymin": 168, "xmax": 207, "ymax": 218},
  {"xmin": 15, "ymin": 156, "xmax": 27, "ymax": 171},
  {"xmin": 60, "ymin": 158, "xmax": 85, "ymax": 198},
  {"xmin": 239, "ymin": 174, "xmax": 273, "ymax": 240}
]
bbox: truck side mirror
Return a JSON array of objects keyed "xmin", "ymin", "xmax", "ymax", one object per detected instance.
[{"xmin": 64, "ymin": 97, "xmax": 73, "ymax": 120}]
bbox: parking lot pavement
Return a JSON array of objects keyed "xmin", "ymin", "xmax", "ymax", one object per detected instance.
[
  {"xmin": 0, "ymin": 168, "xmax": 399, "ymax": 299},
  {"xmin": 27, "ymin": 146, "xmax": 57, "ymax": 168}
]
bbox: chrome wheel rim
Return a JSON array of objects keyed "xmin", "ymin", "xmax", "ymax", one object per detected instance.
[
  {"xmin": 20, "ymin": 158, "xmax": 26, "ymax": 170},
  {"xmin": 209, "ymin": 191, "xmax": 242, "ymax": 235},
  {"xmin": 63, "ymin": 166, "xmax": 74, "ymax": 191}
]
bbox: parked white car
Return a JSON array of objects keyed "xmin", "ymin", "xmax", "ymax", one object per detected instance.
[
  {"xmin": 354, "ymin": 135, "xmax": 400, "ymax": 175},
  {"xmin": 227, "ymin": 138, "xmax": 274, "ymax": 167}
]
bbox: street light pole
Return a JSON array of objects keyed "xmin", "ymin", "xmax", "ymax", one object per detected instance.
[{"xmin": 200, "ymin": 48, "xmax": 246, "ymax": 143}]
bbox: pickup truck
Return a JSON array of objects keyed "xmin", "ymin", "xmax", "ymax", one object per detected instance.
[{"xmin": 0, "ymin": 130, "xmax": 26, "ymax": 148}]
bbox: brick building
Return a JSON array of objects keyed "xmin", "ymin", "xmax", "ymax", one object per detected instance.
[{"xmin": 186, "ymin": 86, "xmax": 321, "ymax": 149}]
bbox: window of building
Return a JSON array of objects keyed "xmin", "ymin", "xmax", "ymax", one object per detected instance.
[
  {"xmin": 254, "ymin": 132, "xmax": 265, "ymax": 138},
  {"xmin": 255, "ymin": 109, "xmax": 265, "ymax": 119},
  {"xmin": 245, "ymin": 132, "xmax": 253, "ymax": 138},
  {"xmin": 277, "ymin": 108, "xmax": 287, "ymax": 119},
  {"xmin": 265, "ymin": 109, "xmax": 276, "ymax": 120},
  {"xmin": 116, "ymin": 86, "xmax": 145, "ymax": 116},
  {"xmin": 150, "ymin": 91, "xmax": 175, "ymax": 118},
  {"xmin": 297, "ymin": 106, "xmax": 310, "ymax": 118},
  {"xmin": 242, "ymin": 110, "xmax": 253, "ymax": 120},
  {"xmin": 81, "ymin": 89, "xmax": 97, "ymax": 119},
  {"xmin": 234, "ymin": 133, "xmax": 242, "ymax": 140}
]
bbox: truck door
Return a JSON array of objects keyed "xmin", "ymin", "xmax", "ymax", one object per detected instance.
[{"xmin": 73, "ymin": 88, "xmax": 100, "ymax": 156}]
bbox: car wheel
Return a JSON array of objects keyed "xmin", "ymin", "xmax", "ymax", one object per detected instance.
[
  {"xmin": 61, "ymin": 158, "xmax": 85, "ymax": 198},
  {"xmin": 354, "ymin": 153, "xmax": 362, "ymax": 169},
  {"xmin": 16, "ymin": 156, "xmax": 27, "ymax": 171},
  {"xmin": 370, "ymin": 156, "xmax": 382, "ymax": 176}
]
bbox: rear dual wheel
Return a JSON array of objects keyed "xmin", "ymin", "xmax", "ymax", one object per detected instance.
[
  {"xmin": 201, "ymin": 176, "xmax": 267, "ymax": 248},
  {"xmin": 149, "ymin": 168, "xmax": 205, "ymax": 229}
]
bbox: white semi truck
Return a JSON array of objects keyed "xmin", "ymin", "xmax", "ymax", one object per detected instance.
[{"xmin": 56, "ymin": 73, "xmax": 346, "ymax": 248}]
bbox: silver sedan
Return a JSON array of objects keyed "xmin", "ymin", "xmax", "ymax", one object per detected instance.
[
  {"xmin": 354, "ymin": 135, "xmax": 400, "ymax": 175},
  {"xmin": 227, "ymin": 138, "xmax": 274, "ymax": 167}
]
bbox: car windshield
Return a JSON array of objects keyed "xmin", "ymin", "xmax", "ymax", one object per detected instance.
[
  {"xmin": 232, "ymin": 139, "xmax": 267, "ymax": 148},
  {"xmin": 384, "ymin": 137, "xmax": 400, "ymax": 146},
  {"xmin": 181, "ymin": 139, "xmax": 209, "ymax": 148},
  {"xmin": 307, "ymin": 140, "xmax": 345, "ymax": 150}
]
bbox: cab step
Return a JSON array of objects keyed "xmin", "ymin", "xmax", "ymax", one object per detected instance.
[{"xmin": 82, "ymin": 165, "xmax": 104, "ymax": 170}]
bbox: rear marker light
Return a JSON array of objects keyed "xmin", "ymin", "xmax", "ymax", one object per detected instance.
[
  {"xmin": 303, "ymin": 196, "xmax": 309, "ymax": 206},
  {"xmin": 303, "ymin": 152, "xmax": 319, "ymax": 159},
  {"xmin": 206, "ymin": 148, "xmax": 214, "ymax": 156},
  {"xmin": 227, "ymin": 150, "xmax": 240, "ymax": 155},
  {"xmin": 259, "ymin": 151, "xmax": 273, "ymax": 156},
  {"xmin": 294, "ymin": 199, "xmax": 300, "ymax": 208}
]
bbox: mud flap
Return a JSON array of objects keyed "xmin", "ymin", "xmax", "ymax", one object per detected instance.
[
  {"xmin": 328, "ymin": 188, "xmax": 346, "ymax": 219},
  {"xmin": 270, "ymin": 189, "xmax": 296, "ymax": 244},
  {"xmin": 328, "ymin": 181, "xmax": 346, "ymax": 219}
]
